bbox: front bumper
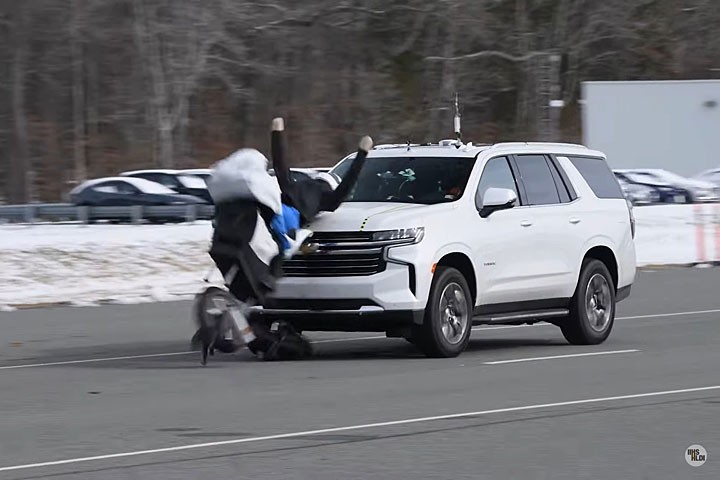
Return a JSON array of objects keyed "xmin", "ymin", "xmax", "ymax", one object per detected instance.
[
  {"xmin": 255, "ymin": 259, "xmax": 427, "ymax": 331},
  {"xmin": 269, "ymin": 260, "xmax": 425, "ymax": 310},
  {"xmin": 251, "ymin": 307, "xmax": 424, "ymax": 332}
]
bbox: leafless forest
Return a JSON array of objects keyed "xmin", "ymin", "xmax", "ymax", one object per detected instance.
[{"xmin": 1, "ymin": 0, "xmax": 719, "ymax": 203}]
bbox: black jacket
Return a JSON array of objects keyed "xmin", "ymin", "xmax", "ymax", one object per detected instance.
[{"xmin": 270, "ymin": 129, "xmax": 367, "ymax": 224}]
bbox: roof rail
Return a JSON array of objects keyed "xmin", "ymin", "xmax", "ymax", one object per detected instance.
[
  {"xmin": 372, "ymin": 143, "xmax": 421, "ymax": 150},
  {"xmin": 490, "ymin": 142, "xmax": 588, "ymax": 149}
]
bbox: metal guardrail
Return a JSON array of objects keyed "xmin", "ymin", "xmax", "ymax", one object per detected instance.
[{"xmin": 0, "ymin": 203, "xmax": 215, "ymax": 224}]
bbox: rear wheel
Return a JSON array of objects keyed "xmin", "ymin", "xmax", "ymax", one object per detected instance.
[
  {"xmin": 561, "ymin": 259, "xmax": 616, "ymax": 345},
  {"xmin": 413, "ymin": 266, "xmax": 473, "ymax": 358}
]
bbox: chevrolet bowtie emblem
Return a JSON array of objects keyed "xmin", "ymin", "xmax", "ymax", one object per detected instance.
[{"xmin": 300, "ymin": 242, "xmax": 320, "ymax": 255}]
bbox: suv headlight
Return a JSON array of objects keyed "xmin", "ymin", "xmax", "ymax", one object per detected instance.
[{"xmin": 372, "ymin": 227, "xmax": 425, "ymax": 243}]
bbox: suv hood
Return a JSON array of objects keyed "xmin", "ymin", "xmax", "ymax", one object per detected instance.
[{"xmin": 309, "ymin": 202, "xmax": 437, "ymax": 231}]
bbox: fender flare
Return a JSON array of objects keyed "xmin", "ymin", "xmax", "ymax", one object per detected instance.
[{"xmin": 575, "ymin": 235, "xmax": 620, "ymax": 288}]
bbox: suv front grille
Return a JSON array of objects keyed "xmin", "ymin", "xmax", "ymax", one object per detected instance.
[{"xmin": 282, "ymin": 231, "xmax": 386, "ymax": 277}]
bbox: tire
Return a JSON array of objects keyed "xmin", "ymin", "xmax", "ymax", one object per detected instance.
[
  {"xmin": 561, "ymin": 259, "xmax": 616, "ymax": 345},
  {"xmin": 413, "ymin": 266, "xmax": 473, "ymax": 358}
]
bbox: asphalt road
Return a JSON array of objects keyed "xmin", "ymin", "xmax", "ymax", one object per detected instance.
[{"xmin": 1, "ymin": 267, "xmax": 719, "ymax": 479}]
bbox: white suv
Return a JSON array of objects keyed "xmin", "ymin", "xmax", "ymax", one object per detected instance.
[{"xmin": 255, "ymin": 140, "xmax": 637, "ymax": 358}]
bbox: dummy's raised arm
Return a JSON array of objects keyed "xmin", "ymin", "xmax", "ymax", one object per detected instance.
[
  {"xmin": 271, "ymin": 117, "xmax": 293, "ymax": 196},
  {"xmin": 319, "ymin": 135, "xmax": 373, "ymax": 212}
]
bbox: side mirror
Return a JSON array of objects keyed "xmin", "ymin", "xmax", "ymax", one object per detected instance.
[{"xmin": 479, "ymin": 188, "xmax": 517, "ymax": 218}]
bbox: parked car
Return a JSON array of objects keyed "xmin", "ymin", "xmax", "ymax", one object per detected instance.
[
  {"xmin": 70, "ymin": 177, "xmax": 206, "ymax": 206},
  {"xmin": 69, "ymin": 177, "xmax": 206, "ymax": 222},
  {"xmin": 178, "ymin": 167, "xmax": 333, "ymax": 189},
  {"xmin": 120, "ymin": 169, "xmax": 212, "ymax": 203},
  {"xmin": 254, "ymin": 141, "xmax": 637, "ymax": 358},
  {"xmin": 268, "ymin": 167, "xmax": 339, "ymax": 189},
  {"xmin": 617, "ymin": 168, "xmax": 719, "ymax": 203},
  {"xmin": 613, "ymin": 170, "xmax": 693, "ymax": 204},
  {"xmin": 694, "ymin": 167, "xmax": 720, "ymax": 189},
  {"xmin": 616, "ymin": 177, "xmax": 660, "ymax": 205}
]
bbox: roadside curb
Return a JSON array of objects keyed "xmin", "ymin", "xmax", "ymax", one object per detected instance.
[
  {"xmin": 639, "ymin": 262, "xmax": 719, "ymax": 270},
  {"xmin": 2, "ymin": 293, "xmax": 197, "ymax": 312}
]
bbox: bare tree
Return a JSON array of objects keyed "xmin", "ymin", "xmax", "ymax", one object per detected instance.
[
  {"xmin": 7, "ymin": 3, "xmax": 30, "ymax": 203},
  {"xmin": 2, "ymin": 0, "xmax": 720, "ymax": 202},
  {"xmin": 71, "ymin": 0, "xmax": 87, "ymax": 184},
  {"xmin": 131, "ymin": 0, "xmax": 216, "ymax": 168}
]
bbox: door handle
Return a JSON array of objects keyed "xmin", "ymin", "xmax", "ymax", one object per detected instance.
[
  {"xmin": 520, "ymin": 220, "xmax": 533, "ymax": 227},
  {"xmin": 569, "ymin": 217, "xmax": 581, "ymax": 224}
]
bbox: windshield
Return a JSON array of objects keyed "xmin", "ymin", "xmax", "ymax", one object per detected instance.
[{"xmin": 344, "ymin": 156, "xmax": 476, "ymax": 204}]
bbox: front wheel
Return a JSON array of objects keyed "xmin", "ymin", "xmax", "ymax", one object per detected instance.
[
  {"xmin": 561, "ymin": 259, "xmax": 616, "ymax": 345},
  {"xmin": 413, "ymin": 266, "xmax": 473, "ymax": 358}
]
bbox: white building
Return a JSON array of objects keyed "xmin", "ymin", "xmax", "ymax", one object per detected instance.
[{"xmin": 581, "ymin": 80, "xmax": 720, "ymax": 177}]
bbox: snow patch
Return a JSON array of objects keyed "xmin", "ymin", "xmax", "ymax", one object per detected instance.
[
  {"xmin": 0, "ymin": 222, "xmax": 215, "ymax": 307},
  {"xmin": 0, "ymin": 206, "xmax": 718, "ymax": 308},
  {"xmin": 633, "ymin": 204, "xmax": 720, "ymax": 266}
]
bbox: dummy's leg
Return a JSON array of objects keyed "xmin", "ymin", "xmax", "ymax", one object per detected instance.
[
  {"xmin": 228, "ymin": 302, "xmax": 285, "ymax": 358},
  {"xmin": 226, "ymin": 301, "xmax": 257, "ymax": 345}
]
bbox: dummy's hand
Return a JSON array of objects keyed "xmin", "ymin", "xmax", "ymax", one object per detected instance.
[
  {"xmin": 359, "ymin": 135, "xmax": 373, "ymax": 153},
  {"xmin": 284, "ymin": 229, "xmax": 314, "ymax": 258},
  {"xmin": 272, "ymin": 117, "xmax": 285, "ymax": 132}
]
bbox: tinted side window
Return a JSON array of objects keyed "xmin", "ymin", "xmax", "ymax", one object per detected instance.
[
  {"xmin": 475, "ymin": 157, "xmax": 519, "ymax": 209},
  {"xmin": 115, "ymin": 182, "xmax": 138, "ymax": 194},
  {"xmin": 514, "ymin": 155, "xmax": 561, "ymax": 205},
  {"xmin": 157, "ymin": 174, "xmax": 180, "ymax": 188},
  {"xmin": 569, "ymin": 156, "xmax": 624, "ymax": 199},
  {"xmin": 140, "ymin": 173, "xmax": 175, "ymax": 188}
]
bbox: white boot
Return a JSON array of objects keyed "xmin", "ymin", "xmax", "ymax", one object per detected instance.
[{"xmin": 228, "ymin": 306, "xmax": 256, "ymax": 345}]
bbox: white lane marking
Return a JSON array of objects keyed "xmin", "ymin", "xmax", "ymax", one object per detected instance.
[
  {"xmin": 1, "ymin": 309, "xmax": 719, "ymax": 371},
  {"xmin": 0, "ymin": 328, "xmax": 529, "ymax": 370},
  {"xmin": 312, "ymin": 335, "xmax": 390, "ymax": 344},
  {"xmin": 248, "ymin": 307, "xmax": 720, "ymax": 348},
  {"xmin": 0, "ymin": 352, "xmax": 194, "ymax": 370},
  {"xmin": 312, "ymin": 309, "xmax": 720, "ymax": 345},
  {"xmin": 619, "ymin": 309, "xmax": 720, "ymax": 320},
  {"xmin": 483, "ymin": 349, "xmax": 641, "ymax": 365},
  {"xmin": 1, "ymin": 384, "xmax": 718, "ymax": 473}
]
